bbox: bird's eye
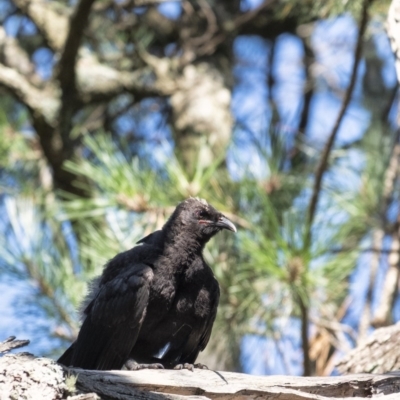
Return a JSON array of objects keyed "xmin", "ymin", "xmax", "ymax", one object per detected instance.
[{"xmin": 197, "ymin": 209, "xmax": 208, "ymax": 219}]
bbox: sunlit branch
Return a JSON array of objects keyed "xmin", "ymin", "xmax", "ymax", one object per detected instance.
[
  {"xmin": 13, "ymin": 0, "xmax": 68, "ymax": 51},
  {"xmin": 0, "ymin": 27, "xmax": 38, "ymax": 82},
  {"xmin": 0, "ymin": 63, "xmax": 56, "ymax": 121}
]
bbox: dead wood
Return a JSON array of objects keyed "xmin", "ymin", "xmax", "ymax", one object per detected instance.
[
  {"xmin": 2, "ymin": 336, "xmax": 400, "ymax": 400},
  {"xmin": 336, "ymin": 322, "xmax": 400, "ymax": 375},
  {"xmin": 0, "ymin": 336, "xmax": 30, "ymax": 354}
]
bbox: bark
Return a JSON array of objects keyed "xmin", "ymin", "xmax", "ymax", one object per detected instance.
[
  {"xmin": 290, "ymin": 30, "xmax": 314, "ymax": 178},
  {"xmin": 0, "ymin": 336, "xmax": 30, "ymax": 354},
  {"xmin": 12, "ymin": 0, "xmax": 69, "ymax": 51},
  {"xmin": 0, "ymin": 352, "xmax": 67, "ymax": 400},
  {"xmin": 72, "ymin": 368, "xmax": 400, "ymax": 400},
  {"xmin": 337, "ymin": 322, "xmax": 400, "ymax": 375},
  {"xmin": 297, "ymin": 34, "xmax": 314, "ymax": 138},
  {"xmin": 3, "ymin": 352, "xmax": 400, "ymax": 400},
  {"xmin": 298, "ymin": 294, "xmax": 311, "ymax": 377},
  {"xmin": 3, "ymin": 337, "xmax": 400, "ymax": 400}
]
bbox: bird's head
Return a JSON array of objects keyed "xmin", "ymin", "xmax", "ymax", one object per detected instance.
[{"xmin": 166, "ymin": 198, "xmax": 236, "ymax": 242}]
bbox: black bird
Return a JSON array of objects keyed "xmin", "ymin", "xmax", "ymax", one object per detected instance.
[{"xmin": 58, "ymin": 198, "xmax": 236, "ymax": 371}]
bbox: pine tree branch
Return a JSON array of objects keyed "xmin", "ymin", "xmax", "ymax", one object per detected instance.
[
  {"xmin": 0, "ymin": 336, "xmax": 30, "ymax": 354},
  {"xmin": 0, "ymin": 26, "xmax": 38, "ymax": 81},
  {"xmin": 304, "ymin": 0, "xmax": 371, "ymax": 249},
  {"xmin": 0, "ymin": 63, "xmax": 59, "ymax": 123},
  {"xmin": 71, "ymin": 367, "xmax": 400, "ymax": 399},
  {"xmin": 23, "ymin": 259, "xmax": 78, "ymax": 335},
  {"xmin": 298, "ymin": 294, "xmax": 312, "ymax": 376},
  {"xmin": 297, "ymin": 36, "xmax": 314, "ymax": 137},
  {"xmin": 290, "ymin": 33, "xmax": 314, "ymax": 169},
  {"xmin": 57, "ymin": 0, "xmax": 96, "ymax": 93},
  {"xmin": 12, "ymin": 0, "xmax": 68, "ymax": 51}
]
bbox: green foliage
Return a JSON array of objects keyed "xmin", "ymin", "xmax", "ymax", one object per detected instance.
[
  {"xmin": 0, "ymin": 118, "xmax": 388, "ymax": 366},
  {"xmin": 0, "ymin": 110, "xmax": 393, "ymax": 376},
  {"xmin": 64, "ymin": 133, "xmax": 234, "ymax": 217}
]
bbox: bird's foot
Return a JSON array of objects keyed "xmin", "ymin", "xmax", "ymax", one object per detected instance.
[
  {"xmin": 125, "ymin": 360, "xmax": 164, "ymax": 371},
  {"xmin": 194, "ymin": 363, "xmax": 209, "ymax": 370},
  {"xmin": 173, "ymin": 363, "xmax": 208, "ymax": 371}
]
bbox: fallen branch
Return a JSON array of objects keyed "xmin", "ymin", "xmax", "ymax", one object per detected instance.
[
  {"xmin": 337, "ymin": 322, "xmax": 400, "ymax": 375},
  {"xmin": 66, "ymin": 368, "xmax": 400, "ymax": 400},
  {"xmin": 2, "ymin": 336, "xmax": 400, "ymax": 399},
  {"xmin": 0, "ymin": 336, "xmax": 30, "ymax": 354}
]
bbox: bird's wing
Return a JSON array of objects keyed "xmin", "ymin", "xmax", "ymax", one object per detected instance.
[
  {"xmin": 199, "ymin": 283, "xmax": 220, "ymax": 352},
  {"xmin": 175, "ymin": 283, "xmax": 220, "ymax": 365},
  {"xmin": 71, "ymin": 263, "xmax": 153, "ymax": 370}
]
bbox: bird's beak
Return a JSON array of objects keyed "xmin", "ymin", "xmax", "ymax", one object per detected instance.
[{"xmin": 216, "ymin": 215, "xmax": 237, "ymax": 233}]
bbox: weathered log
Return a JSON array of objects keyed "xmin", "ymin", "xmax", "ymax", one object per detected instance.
[
  {"xmin": 69, "ymin": 368, "xmax": 400, "ymax": 400},
  {"xmin": 3, "ymin": 351, "xmax": 400, "ymax": 400},
  {"xmin": 2, "ymin": 337, "xmax": 400, "ymax": 400},
  {"xmin": 336, "ymin": 322, "xmax": 400, "ymax": 374},
  {"xmin": 0, "ymin": 352, "xmax": 67, "ymax": 400}
]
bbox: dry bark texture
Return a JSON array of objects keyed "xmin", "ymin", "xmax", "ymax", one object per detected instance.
[
  {"xmin": 336, "ymin": 322, "xmax": 400, "ymax": 374},
  {"xmin": 0, "ymin": 352, "xmax": 66, "ymax": 400},
  {"xmin": 71, "ymin": 368, "xmax": 400, "ymax": 400},
  {"xmin": 0, "ymin": 336, "xmax": 29, "ymax": 354},
  {"xmin": 2, "ymin": 336, "xmax": 400, "ymax": 400}
]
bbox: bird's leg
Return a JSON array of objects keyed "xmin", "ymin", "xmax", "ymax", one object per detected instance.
[
  {"xmin": 125, "ymin": 359, "xmax": 164, "ymax": 370},
  {"xmin": 173, "ymin": 363, "xmax": 209, "ymax": 371},
  {"xmin": 194, "ymin": 363, "xmax": 209, "ymax": 369}
]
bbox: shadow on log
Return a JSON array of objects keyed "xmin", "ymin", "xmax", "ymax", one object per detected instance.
[{"xmin": 2, "ymin": 337, "xmax": 400, "ymax": 400}]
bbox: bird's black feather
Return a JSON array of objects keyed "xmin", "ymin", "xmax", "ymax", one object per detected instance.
[{"xmin": 57, "ymin": 198, "xmax": 235, "ymax": 370}]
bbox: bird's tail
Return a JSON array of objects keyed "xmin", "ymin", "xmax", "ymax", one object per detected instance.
[{"xmin": 57, "ymin": 342, "xmax": 75, "ymax": 366}]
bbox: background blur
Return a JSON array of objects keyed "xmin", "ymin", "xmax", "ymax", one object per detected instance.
[{"xmin": 0, "ymin": 0, "xmax": 397, "ymax": 377}]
